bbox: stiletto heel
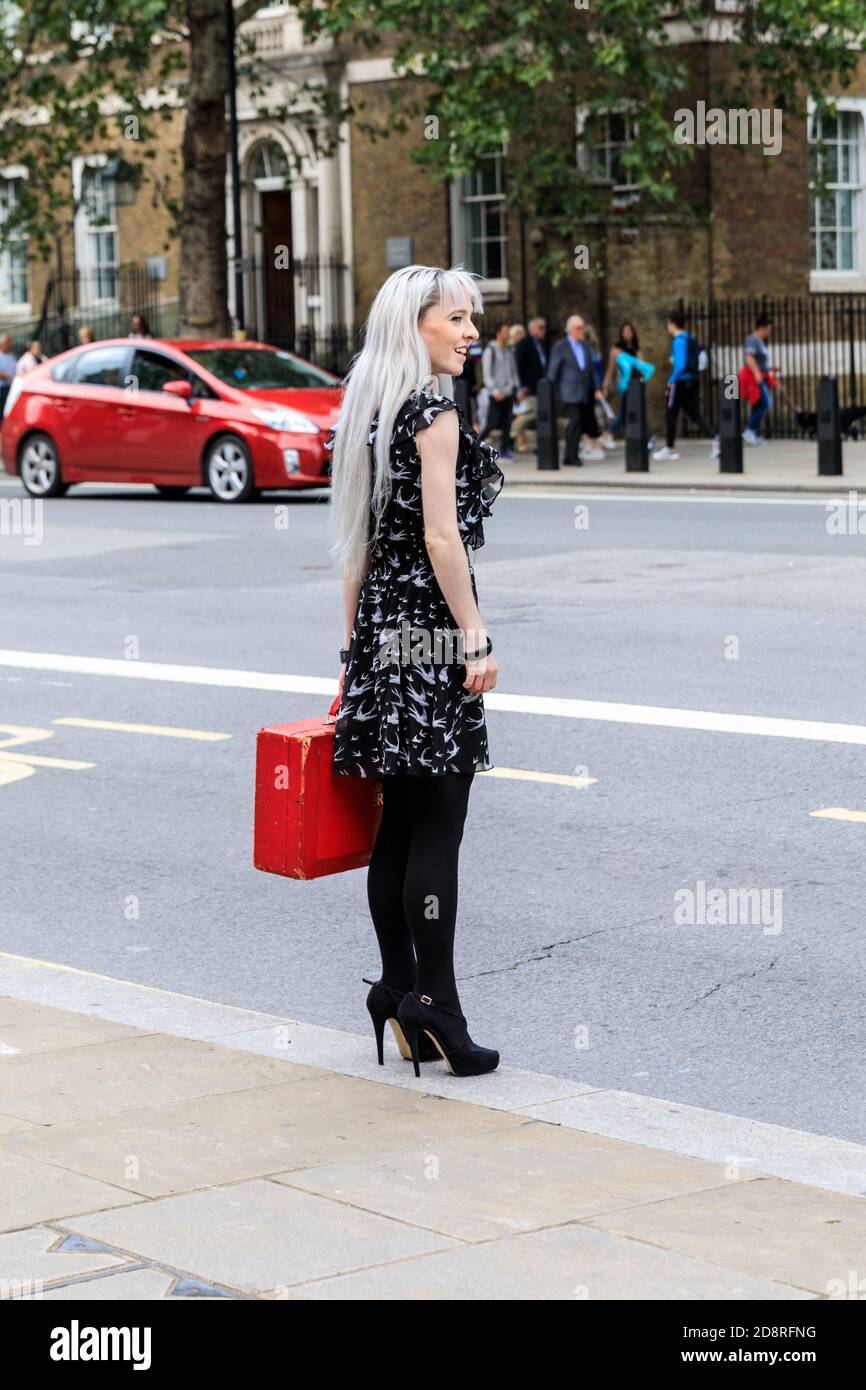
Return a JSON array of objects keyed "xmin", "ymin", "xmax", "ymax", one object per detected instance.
[
  {"xmin": 404, "ymin": 1021, "xmax": 422, "ymax": 1079},
  {"xmin": 397, "ymin": 991, "xmax": 499, "ymax": 1078},
  {"xmin": 371, "ymin": 1009, "xmax": 387, "ymax": 1066},
  {"xmin": 362, "ymin": 977, "xmax": 439, "ymax": 1064}
]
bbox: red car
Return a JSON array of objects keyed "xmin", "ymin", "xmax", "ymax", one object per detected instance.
[{"xmin": 0, "ymin": 337, "xmax": 342, "ymax": 502}]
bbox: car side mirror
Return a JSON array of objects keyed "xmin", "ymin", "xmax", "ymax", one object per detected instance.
[{"xmin": 163, "ymin": 379, "xmax": 192, "ymax": 400}]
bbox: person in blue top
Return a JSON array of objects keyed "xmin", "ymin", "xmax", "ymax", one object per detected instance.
[
  {"xmin": 600, "ymin": 322, "xmax": 655, "ymax": 444},
  {"xmin": 653, "ymin": 310, "xmax": 719, "ymax": 462}
]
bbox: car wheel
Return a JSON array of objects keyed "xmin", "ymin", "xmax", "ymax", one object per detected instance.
[
  {"xmin": 204, "ymin": 435, "xmax": 257, "ymax": 503},
  {"xmin": 155, "ymin": 486, "xmax": 189, "ymax": 499},
  {"xmin": 18, "ymin": 433, "xmax": 67, "ymax": 498}
]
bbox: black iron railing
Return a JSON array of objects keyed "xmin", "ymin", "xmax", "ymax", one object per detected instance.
[
  {"xmin": 676, "ymin": 294, "xmax": 866, "ymax": 439},
  {"xmin": 235, "ymin": 253, "xmax": 353, "ymax": 377}
]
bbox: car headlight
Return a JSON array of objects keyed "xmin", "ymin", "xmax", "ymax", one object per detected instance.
[
  {"xmin": 251, "ymin": 407, "xmax": 318, "ymax": 433},
  {"xmin": 2, "ymin": 377, "xmax": 24, "ymax": 418}
]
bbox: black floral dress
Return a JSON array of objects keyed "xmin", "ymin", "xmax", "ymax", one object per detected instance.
[{"xmin": 324, "ymin": 387, "xmax": 504, "ymax": 778}]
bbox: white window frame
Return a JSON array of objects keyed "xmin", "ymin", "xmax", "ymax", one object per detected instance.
[
  {"xmin": 0, "ymin": 163, "xmax": 30, "ymax": 314},
  {"xmin": 575, "ymin": 104, "xmax": 640, "ymax": 205},
  {"xmin": 449, "ymin": 140, "xmax": 509, "ymax": 299},
  {"xmin": 72, "ymin": 153, "xmax": 120, "ymax": 307},
  {"xmin": 808, "ymin": 98, "xmax": 866, "ymax": 292}
]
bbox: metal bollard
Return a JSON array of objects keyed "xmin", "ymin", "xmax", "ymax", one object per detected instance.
[
  {"xmin": 624, "ymin": 376, "xmax": 649, "ymax": 471},
  {"xmin": 535, "ymin": 378, "xmax": 559, "ymax": 470},
  {"xmin": 718, "ymin": 383, "xmax": 743, "ymax": 473},
  {"xmin": 817, "ymin": 375, "xmax": 843, "ymax": 476}
]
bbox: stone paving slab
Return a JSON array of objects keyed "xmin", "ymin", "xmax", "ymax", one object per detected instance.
[
  {"xmin": 0, "ymin": 1073, "xmax": 527, "ymax": 1199},
  {"xmin": 275, "ymin": 1119, "xmax": 767, "ymax": 1243},
  {"xmin": 0, "ymin": 1147, "xmax": 143, "ymax": 1235},
  {"xmin": 58, "ymin": 1180, "xmax": 461, "ymax": 1295},
  {"xmin": 1, "ymin": 989, "xmax": 862, "ymax": 1301},
  {"xmin": 583, "ymin": 1176, "xmax": 866, "ymax": 1296},
  {"xmin": 0, "ymin": 1031, "xmax": 325, "ymax": 1127},
  {"xmin": 271, "ymin": 1223, "xmax": 817, "ymax": 1301}
]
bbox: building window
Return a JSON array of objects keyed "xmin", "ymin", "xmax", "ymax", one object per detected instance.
[
  {"xmin": 250, "ymin": 141, "xmax": 289, "ymax": 184},
  {"xmin": 0, "ymin": 175, "xmax": 28, "ymax": 307},
  {"xmin": 809, "ymin": 109, "xmax": 862, "ymax": 273},
  {"xmin": 456, "ymin": 146, "xmax": 507, "ymax": 282},
  {"xmin": 576, "ymin": 110, "xmax": 639, "ymax": 189},
  {"xmin": 74, "ymin": 158, "xmax": 119, "ymax": 303}
]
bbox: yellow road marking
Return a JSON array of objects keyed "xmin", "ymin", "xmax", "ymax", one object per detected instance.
[
  {"xmin": 811, "ymin": 807, "xmax": 866, "ymax": 823},
  {"xmin": 0, "ymin": 723, "xmax": 54, "ymax": 749},
  {"xmin": 481, "ymin": 767, "xmax": 597, "ymax": 788},
  {"xmin": 0, "ymin": 752, "xmax": 95, "ymax": 769},
  {"xmin": 0, "ymin": 722, "xmax": 95, "ymax": 786},
  {"xmin": 0, "ymin": 763, "xmax": 36, "ymax": 786},
  {"xmin": 53, "ymin": 717, "xmax": 231, "ymax": 741}
]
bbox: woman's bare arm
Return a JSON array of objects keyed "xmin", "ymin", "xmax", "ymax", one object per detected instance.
[
  {"xmin": 342, "ymin": 556, "xmax": 368, "ymax": 649},
  {"xmin": 416, "ymin": 410, "xmax": 496, "ymax": 698}
]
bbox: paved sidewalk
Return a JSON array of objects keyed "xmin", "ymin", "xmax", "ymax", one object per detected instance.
[
  {"xmin": 497, "ymin": 437, "xmax": 866, "ymax": 492},
  {"xmin": 4, "ymin": 437, "xmax": 866, "ymax": 496},
  {"xmin": 1, "ymin": 989, "xmax": 863, "ymax": 1300}
]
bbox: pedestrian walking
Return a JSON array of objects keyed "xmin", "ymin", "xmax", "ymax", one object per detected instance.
[
  {"xmin": 324, "ymin": 263, "xmax": 505, "ymax": 1079},
  {"xmin": 78, "ymin": 326, "xmax": 96, "ymax": 345},
  {"xmin": 0, "ymin": 334, "xmax": 18, "ymax": 417},
  {"xmin": 601, "ymin": 325, "xmax": 656, "ymax": 443},
  {"xmin": 653, "ymin": 310, "xmax": 719, "ymax": 462},
  {"xmin": 15, "ymin": 339, "xmax": 47, "ymax": 375},
  {"xmin": 128, "ymin": 312, "xmax": 152, "ymax": 338},
  {"xmin": 513, "ymin": 315, "xmax": 548, "ymax": 454},
  {"xmin": 546, "ymin": 315, "xmax": 605, "ymax": 465},
  {"xmin": 479, "ymin": 321, "xmax": 520, "ymax": 459},
  {"xmin": 742, "ymin": 313, "xmax": 776, "ymax": 445}
]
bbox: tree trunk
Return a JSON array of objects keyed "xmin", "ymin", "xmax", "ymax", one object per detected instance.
[{"xmin": 179, "ymin": 0, "xmax": 230, "ymax": 337}]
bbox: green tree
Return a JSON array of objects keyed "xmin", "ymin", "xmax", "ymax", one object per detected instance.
[{"xmin": 292, "ymin": 0, "xmax": 866, "ymax": 283}]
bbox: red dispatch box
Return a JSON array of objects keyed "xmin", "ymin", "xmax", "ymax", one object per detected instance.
[{"xmin": 253, "ymin": 696, "xmax": 383, "ymax": 880}]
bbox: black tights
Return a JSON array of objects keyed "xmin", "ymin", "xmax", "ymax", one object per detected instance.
[{"xmin": 366, "ymin": 771, "xmax": 474, "ymax": 1013}]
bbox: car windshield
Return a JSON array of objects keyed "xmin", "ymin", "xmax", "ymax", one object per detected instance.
[{"xmin": 186, "ymin": 348, "xmax": 338, "ymax": 391}]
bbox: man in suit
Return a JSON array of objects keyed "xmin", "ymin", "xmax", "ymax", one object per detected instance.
[
  {"xmin": 546, "ymin": 315, "xmax": 605, "ymax": 465},
  {"xmin": 513, "ymin": 316, "xmax": 548, "ymax": 454}
]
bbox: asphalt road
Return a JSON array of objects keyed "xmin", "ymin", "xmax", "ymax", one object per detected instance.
[{"xmin": 1, "ymin": 477, "xmax": 865, "ymax": 1145}]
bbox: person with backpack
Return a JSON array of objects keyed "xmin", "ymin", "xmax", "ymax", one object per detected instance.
[{"xmin": 653, "ymin": 310, "xmax": 719, "ymax": 462}]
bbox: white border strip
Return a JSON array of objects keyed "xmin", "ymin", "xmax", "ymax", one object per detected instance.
[{"xmin": 0, "ymin": 952, "xmax": 863, "ymax": 1198}]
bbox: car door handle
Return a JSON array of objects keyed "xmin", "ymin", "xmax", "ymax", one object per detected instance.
[{"xmin": 117, "ymin": 408, "xmax": 137, "ymax": 418}]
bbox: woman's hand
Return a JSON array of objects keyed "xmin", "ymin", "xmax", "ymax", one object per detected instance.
[{"xmin": 463, "ymin": 651, "xmax": 498, "ymax": 695}]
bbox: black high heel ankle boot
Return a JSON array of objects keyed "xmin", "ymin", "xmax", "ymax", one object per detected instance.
[
  {"xmin": 363, "ymin": 979, "xmax": 439, "ymax": 1065},
  {"xmin": 397, "ymin": 990, "xmax": 500, "ymax": 1079}
]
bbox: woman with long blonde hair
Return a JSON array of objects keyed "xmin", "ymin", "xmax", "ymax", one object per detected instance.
[{"xmin": 325, "ymin": 264, "xmax": 504, "ymax": 1078}]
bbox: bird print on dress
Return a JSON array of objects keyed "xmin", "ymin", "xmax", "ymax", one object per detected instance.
[{"xmin": 324, "ymin": 387, "xmax": 504, "ymax": 777}]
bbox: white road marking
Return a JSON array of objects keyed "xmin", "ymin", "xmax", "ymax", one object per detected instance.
[
  {"xmin": 500, "ymin": 490, "xmax": 852, "ymax": 506},
  {"xmin": 1, "ymin": 649, "xmax": 864, "ymax": 747},
  {"xmin": 811, "ymin": 807, "xmax": 866, "ymax": 823}
]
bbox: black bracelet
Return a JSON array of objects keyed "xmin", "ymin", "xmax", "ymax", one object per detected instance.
[
  {"xmin": 464, "ymin": 636, "xmax": 492, "ymax": 662},
  {"xmin": 340, "ymin": 647, "xmax": 350, "ymax": 664}
]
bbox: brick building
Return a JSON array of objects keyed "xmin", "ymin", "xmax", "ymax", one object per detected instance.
[{"xmin": 2, "ymin": 1, "xmax": 865, "ymax": 414}]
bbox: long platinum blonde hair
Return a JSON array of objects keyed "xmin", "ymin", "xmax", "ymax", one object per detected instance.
[{"xmin": 328, "ymin": 263, "xmax": 484, "ymax": 581}]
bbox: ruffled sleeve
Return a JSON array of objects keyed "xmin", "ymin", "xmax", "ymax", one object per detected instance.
[
  {"xmin": 395, "ymin": 388, "xmax": 458, "ymax": 442},
  {"xmin": 454, "ymin": 402, "xmax": 505, "ymax": 552},
  {"xmin": 397, "ymin": 387, "xmax": 504, "ymax": 551}
]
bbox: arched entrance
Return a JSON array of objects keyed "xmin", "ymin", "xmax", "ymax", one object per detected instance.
[{"xmin": 248, "ymin": 141, "xmax": 294, "ymax": 347}]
